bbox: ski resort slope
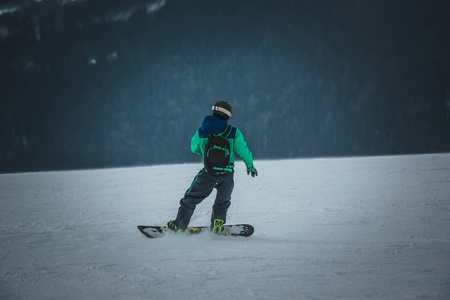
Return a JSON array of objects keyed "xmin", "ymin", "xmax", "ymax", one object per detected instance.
[{"xmin": 1, "ymin": 154, "xmax": 450, "ymax": 299}]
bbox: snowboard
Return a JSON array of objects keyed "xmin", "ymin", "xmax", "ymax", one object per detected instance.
[{"xmin": 137, "ymin": 224, "xmax": 254, "ymax": 238}]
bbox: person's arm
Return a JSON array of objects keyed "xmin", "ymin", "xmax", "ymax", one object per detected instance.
[
  {"xmin": 190, "ymin": 131, "xmax": 202, "ymax": 156},
  {"xmin": 233, "ymin": 129, "xmax": 253, "ymax": 168}
]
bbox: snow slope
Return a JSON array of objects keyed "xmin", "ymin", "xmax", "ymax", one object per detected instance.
[{"xmin": 1, "ymin": 154, "xmax": 450, "ymax": 299}]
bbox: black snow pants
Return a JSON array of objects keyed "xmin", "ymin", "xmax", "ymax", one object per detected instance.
[{"xmin": 174, "ymin": 168, "xmax": 234, "ymax": 230}]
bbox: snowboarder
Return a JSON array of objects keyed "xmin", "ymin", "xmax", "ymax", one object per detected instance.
[{"xmin": 167, "ymin": 100, "xmax": 257, "ymax": 234}]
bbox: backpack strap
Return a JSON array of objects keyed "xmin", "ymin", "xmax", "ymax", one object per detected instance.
[{"xmin": 212, "ymin": 125, "xmax": 232, "ymax": 138}]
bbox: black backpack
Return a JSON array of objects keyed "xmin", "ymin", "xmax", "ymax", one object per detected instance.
[{"xmin": 204, "ymin": 125, "xmax": 233, "ymax": 175}]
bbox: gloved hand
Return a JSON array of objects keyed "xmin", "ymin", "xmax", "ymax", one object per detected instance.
[{"xmin": 247, "ymin": 165, "xmax": 258, "ymax": 177}]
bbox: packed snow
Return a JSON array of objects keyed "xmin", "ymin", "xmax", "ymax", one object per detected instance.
[{"xmin": 1, "ymin": 154, "xmax": 450, "ymax": 299}]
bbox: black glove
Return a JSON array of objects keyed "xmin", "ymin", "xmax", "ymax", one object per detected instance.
[{"xmin": 247, "ymin": 165, "xmax": 258, "ymax": 177}]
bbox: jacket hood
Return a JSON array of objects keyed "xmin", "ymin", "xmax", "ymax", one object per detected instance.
[{"xmin": 200, "ymin": 115, "xmax": 228, "ymax": 136}]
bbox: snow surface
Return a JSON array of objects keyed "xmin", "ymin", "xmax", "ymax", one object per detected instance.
[{"xmin": 1, "ymin": 154, "xmax": 450, "ymax": 299}]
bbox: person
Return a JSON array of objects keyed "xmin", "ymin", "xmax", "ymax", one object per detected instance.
[{"xmin": 167, "ymin": 100, "xmax": 257, "ymax": 234}]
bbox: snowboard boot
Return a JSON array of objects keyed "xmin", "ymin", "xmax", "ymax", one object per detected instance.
[
  {"xmin": 211, "ymin": 219, "xmax": 226, "ymax": 235},
  {"xmin": 167, "ymin": 220, "xmax": 183, "ymax": 233}
]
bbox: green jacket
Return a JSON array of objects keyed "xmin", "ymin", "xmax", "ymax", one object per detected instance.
[{"xmin": 191, "ymin": 115, "xmax": 253, "ymax": 170}]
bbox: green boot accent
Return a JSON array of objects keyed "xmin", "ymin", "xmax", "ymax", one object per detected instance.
[
  {"xmin": 167, "ymin": 220, "xmax": 183, "ymax": 233},
  {"xmin": 211, "ymin": 219, "xmax": 224, "ymax": 234}
]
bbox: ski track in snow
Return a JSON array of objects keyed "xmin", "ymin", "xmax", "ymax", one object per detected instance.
[{"xmin": 1, "ymin": 154, "xmax": 450, "ymax": 299}]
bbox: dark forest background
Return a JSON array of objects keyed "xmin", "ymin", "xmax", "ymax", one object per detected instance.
[{"xmin": 1, "ymin": 0, "xmax": 450, "ymax": 173}]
